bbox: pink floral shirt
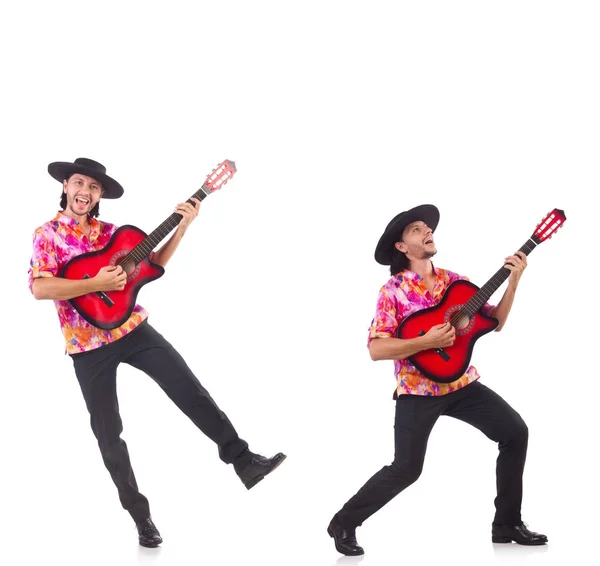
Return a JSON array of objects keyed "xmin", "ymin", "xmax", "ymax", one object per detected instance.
[
  {"xmin": 28, "ymin": 212, "xmax": 149, "ymax": 354},
  {"xmin": 368, "ymin": 265, "xmax": 496, "ymax": 397}
]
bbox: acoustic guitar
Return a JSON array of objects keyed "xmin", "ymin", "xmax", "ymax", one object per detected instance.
[{"xmin": 396, "ymin": 208, "xmax": 566, "ymax": 383}]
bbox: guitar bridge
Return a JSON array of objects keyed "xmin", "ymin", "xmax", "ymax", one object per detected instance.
[
  {"xmin": 83, "ymin": 274, "xmax": 115, "ymax": 308},
  {"xmin": 418, "ymin": 330, "xmax": 451, "ymax": 361}
]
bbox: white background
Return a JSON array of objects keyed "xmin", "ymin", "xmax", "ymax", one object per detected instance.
[{"xmin": 2, "ymin": 1, "xmax": 598, "ymax": 565}]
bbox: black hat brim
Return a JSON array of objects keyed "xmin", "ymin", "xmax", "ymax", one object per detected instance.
[{"xmin": 48, "ymin": 162, "xmax": 124, "ymax": 199}]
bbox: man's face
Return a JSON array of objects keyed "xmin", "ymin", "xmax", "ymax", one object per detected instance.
[
  {"xmin": 63, "ymin": 173, "xmax": 103, "ymax": 217},
  {"xmin": 395, "ymin": 220, "xmax": 437, "ymax": 260}
]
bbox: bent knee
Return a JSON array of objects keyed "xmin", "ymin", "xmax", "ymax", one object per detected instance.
[
  {"xmin": 504, "ymin": 417, "xmax": 528, "ymax": 444},
  {"xmin": 389, "ymin": 461, "xmax": 424, "ymax": 485}
]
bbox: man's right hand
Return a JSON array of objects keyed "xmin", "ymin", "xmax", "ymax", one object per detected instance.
[
  {"xmin": 94, "ymin": 265, "xmax": 128, "ymax": 292},
  {"xmin": 424, "ymin": 322, "xmax": 456, "ymax": 349}
]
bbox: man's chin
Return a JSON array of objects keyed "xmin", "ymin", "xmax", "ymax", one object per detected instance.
[{"xmin": 69, "ymin": 205, "xmax": 90, "ymax": 217}]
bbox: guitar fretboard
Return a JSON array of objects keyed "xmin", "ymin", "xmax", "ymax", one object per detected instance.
[{"xmin": 125, "ymin": 186, "xmax": 211, "ymax": 265}]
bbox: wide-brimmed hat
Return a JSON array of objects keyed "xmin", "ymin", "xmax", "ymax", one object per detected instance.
[
  {"xmin": 48, "ymin": 157, "xmax": 124, "ymax": 199},
  {"xmin": 374, "ymin": 204, "xmax": 440, "ymax": 265}
]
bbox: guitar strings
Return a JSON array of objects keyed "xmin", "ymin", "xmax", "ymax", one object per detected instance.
[{"xmin": 119, "ymin": 185, "xmax": 210, "ymax": 266}]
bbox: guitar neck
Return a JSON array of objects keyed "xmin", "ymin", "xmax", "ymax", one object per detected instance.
[
  {"xmin": 129, "ymin": 185, "xmax": 211, "ymax": 262},
  {"xmin": 462, "ymin": 237, "xmax": 538, "ymax": 316}
]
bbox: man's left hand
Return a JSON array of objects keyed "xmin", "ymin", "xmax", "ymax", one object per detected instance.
[
  {"xmin": 504, "ymin": 250, "xmax": 527, "ymax": 288},
  {"xmin": 175, "ymin": 197, "xmax": 201, "ymax": 232}
]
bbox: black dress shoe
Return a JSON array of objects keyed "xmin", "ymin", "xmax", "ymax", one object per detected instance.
[
  {"xmin": 136, "ymin": 517, "xmax": 163, "ymax": 548},
  {"xmin": 327, "ymin": 518, "xmax": 364, "ymax": 556},
  {"xmin": 492, "ymin": 522, "xmax": 547, "ymax": 545},
  {"xmin": 235, "ymin": 452, "xmax": 287, "ymax": 489}
]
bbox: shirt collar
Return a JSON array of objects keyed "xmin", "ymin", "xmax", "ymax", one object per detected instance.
[
  {"xmin": 53, "ymin": 211, "xmax": 100, "ymax": 229},
  {"xmin": 395, "ymin": 262, "xmax": 439, "ymax": 283}
]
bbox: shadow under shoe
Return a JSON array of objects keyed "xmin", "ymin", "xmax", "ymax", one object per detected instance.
[
  {"xmin": 136, "ymin": 517, "xmax": 163, "ymax": 548},
  {"xmin": 327, "ymin": 518, "xmax": 364, "ymax": 556},
  {"xmin": 235, "ymin": 452, "xmax": 287, "ymax": 490},
  {"xmin": 492, "ymin": 522, "xmax": 547, "ymax": 545}
]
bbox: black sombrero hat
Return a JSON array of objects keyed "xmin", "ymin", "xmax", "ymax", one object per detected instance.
[
  {"xmin": 374, "ymin": 204, "xmax": 440, "ymax": 265},
  {"xmin": 48, "ymin": 157, "xmax": 124, "ymax": 199}
]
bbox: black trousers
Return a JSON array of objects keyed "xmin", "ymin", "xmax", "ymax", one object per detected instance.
[
  {"xmin": 334, "ymin": 381, "xmax": 528, "ymax": 528},
  {"xmin": 71, "ymin": 319, "xmax": 250, "ymax": 523}
]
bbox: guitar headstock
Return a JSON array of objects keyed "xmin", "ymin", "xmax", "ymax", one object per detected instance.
[
  {"xmin": 531, "ymin": 208, "xmax": 566, "ymax": 244},
  {"xmin": 204, "ymin": 159, "xmax": 237, "ymax": 193}
]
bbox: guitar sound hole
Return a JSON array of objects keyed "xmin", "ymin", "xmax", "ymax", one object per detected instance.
[
  {"xmin": 118, "ymin": 258, "xmax": 136, "ymax": 276},
  {"xmin": 445, "ymin": 305, "xmax": 475, "ymax": 335},
  {"xmin": 453, "ymin": 314, "xmax": 471, "ymax": 330},
  {"xmin": 110, "ymin": 250, "xmax": 141, "ymax": 281}
]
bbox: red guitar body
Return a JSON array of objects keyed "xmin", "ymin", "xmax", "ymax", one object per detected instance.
[
  {"xmin": 397, "ymin": 280, "xmax": 498, "ymax": 383},
  {"xmin": 61, "ymin": 226, "xmax": 164, "ymax": 330}
]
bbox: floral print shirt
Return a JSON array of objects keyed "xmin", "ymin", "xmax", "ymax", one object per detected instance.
[
  {"xmin": 368, "ymin": 265, "xmax": 496, "ymax": 397},
  {"xmin": 28, "ymin": 212, "xmax": 149, "ymax": 354}
]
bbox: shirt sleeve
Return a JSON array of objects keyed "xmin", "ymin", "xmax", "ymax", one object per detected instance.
[
  {"xmin": 481, "ymin": 302, "xmax": 496, "ymax": 317},
  {"xmin": 367, "ymin": 287, "xmax": 399, "ymax": 344},
  {"xmin": 28, "ymin": 229, "xmax": 58, "ymax": 292}
]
